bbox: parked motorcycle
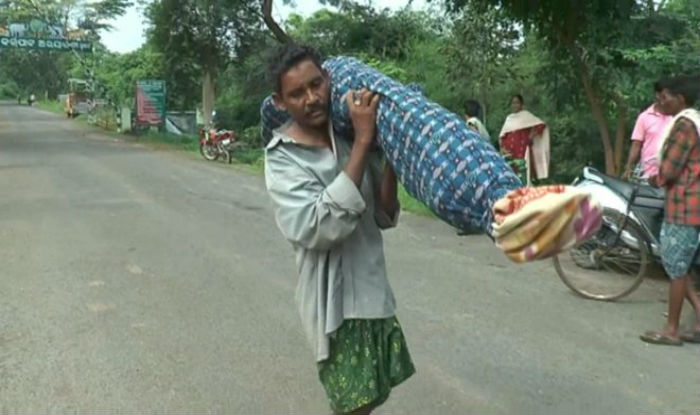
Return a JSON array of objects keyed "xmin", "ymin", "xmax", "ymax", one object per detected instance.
[
  {"xmin": 552, "ymin": 166, "xmax": 670, "ymax": 300},
  {"xmin": 199, "ymin": 125, "xmax": 236, "ymax": 163}
]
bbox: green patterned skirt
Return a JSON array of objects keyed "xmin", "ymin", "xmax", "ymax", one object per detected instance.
[{"xmin": 317, "ymin": 317, "xmax": 415, "ymax": 414}]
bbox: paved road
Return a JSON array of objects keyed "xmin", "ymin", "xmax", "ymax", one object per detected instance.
[{"xmin": 1, "ymin": 103, "xmax": 698, "ymax": 414}]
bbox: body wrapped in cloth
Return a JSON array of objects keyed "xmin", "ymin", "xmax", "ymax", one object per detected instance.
[{"xmin": 261, "ymin": 57, "xmax": 602, "ymax": 262}]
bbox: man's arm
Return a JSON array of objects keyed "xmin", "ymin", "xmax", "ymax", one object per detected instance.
[
  {"xmin": 378, "ymin": 162, "xmax": 399, "ymax": 223},
  {"xmin": 623, "ymin": 141, "xmax": 643, "ymax": 179},
  {"xmin": 624, "ymin": 114, "xmax": 647, "ymax": 179},
  {"xmin": 265, "ymin": 150, "xmax": 366, "ymax": 251},
  {"xmin": 347, "ymin": 89, "xmax": 400, "ymax": 228},
  {"xmin": 367, "ymin": 153, "xmax": 400, "ymax": 229}
]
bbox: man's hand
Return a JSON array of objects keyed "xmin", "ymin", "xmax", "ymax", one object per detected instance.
[
  {"xmin": 344, "ymin": 89, "xmax": 381, "ymax": 187},
  {"xmin": 624, "ymin": 141, "xmax": 643, "ymax": 180},
  {"xmin": 347, "ymin": 89, "xmax": 380, "ymax": 146},
  {"xmin": 622, "ymin": 167, "xmax": 633, "ymax": 180},
  {"xmin": 648, "ymin": 175, "xmax": 659, "ymax": 188}
]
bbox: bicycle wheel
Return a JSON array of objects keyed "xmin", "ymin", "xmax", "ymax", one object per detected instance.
[{"xmin": 553, "ymin": 208, "xmax": 649, "ymax": 301}]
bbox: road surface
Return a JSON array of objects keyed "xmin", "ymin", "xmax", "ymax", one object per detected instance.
[{"xmin": 1, "ymin": 103, "xmax": 698, "ymax": 414}]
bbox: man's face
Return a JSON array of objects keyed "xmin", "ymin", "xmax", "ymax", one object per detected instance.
[
  {"xmin": 655, "ymin": 90, "xmax": 664, "ymax": 106},
  {"xmin": 274, "ymin": 59, "xmax": 330, "ymax": 129},
  {"xmin": 660, "ymin": 88, "xmax": 684, "ymax": 116},
  {"xmin": 654, "ymin": 90, "xmax": 670, "ymax": 114}
]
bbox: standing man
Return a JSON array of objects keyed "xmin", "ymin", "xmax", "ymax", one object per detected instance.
[
  {"xmin": 263, "ymin": 44, "xmax": 415, "ymax": 414},
  {"xmin": 623, "ymin": 80, "xmax": 672, "ymax": 182},
  {"xmin": 641, "ymin": 74, "xmax": 700, "ymax": 346}
]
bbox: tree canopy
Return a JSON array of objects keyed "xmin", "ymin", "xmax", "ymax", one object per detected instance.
[{"xmin": 1, "ymin": 0, "xmax": 697, "ymax": 180}]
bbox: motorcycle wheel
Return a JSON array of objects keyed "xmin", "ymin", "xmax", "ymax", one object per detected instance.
[
  {"xmin": 200, "ymin": 143, "xmax": 219, "ymax": 161},
  {"xmin": 553, "ymin": 208, "xmax": 649, "ymax": 301}
]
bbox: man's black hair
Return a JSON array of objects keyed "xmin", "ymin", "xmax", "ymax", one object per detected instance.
[
  {"xmin": 267, "ymin": 44, "xmax": 324, "ymax": 94},
  {"xmin": 464, "ymin": 99, "xmax": 482, "ymax": 119},
  {"xmin": 653, "ymin": 78, "xmax": 666, "ymax": 93},
  {"xmin": 512, "ymin": 94, "xmax": 524, "ymax": 104},
  {"xmin": 664, "ymin": 74, "xmax": 700, "ymax": 107}
]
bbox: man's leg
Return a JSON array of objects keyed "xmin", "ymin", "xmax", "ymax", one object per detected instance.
[
  {"xmin": 641, "ymin": 276, "xmax": 687, "ymax": 345},
  {"xmin": 320, "ymin": 318, "xmax": 413, "ymax": 415},
  {"xmin": 684, "ymin": 279, "xmax": 700, "ymax": 331},
  {"xmin": 666, "ymin": 276, "xmax": 689, "ymax": 338},
  {"xmin": 642, "ymin": 222, "xmax": 690, "ymax": 345}
]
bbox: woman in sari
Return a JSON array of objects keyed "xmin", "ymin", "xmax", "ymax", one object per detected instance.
[{"xmin": 499, "ymin": 94, "xmax": 550, "ymax": 185}]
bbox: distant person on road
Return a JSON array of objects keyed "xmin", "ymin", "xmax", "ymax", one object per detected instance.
[
  {"xmin": 263, "ymin": 44, "xmax": 414, "ymax": 415},
  {"xmin": 464, "ymin": 99, "xmax": 490, "ymax": 141},
  {"xmin": 498, "ymin": 94, "xmax": 550, "ymax": 186},
  {"xmin": 622, "ymin": 80, "xmax": 673, "ymax": 183},
  {"xmin": 640, "ymin": 74, "xmax": 700, "ymax": 346}
]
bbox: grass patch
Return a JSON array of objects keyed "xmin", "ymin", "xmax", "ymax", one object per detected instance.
[
  {"xmin": 398, "ymin": 185, "xmax": 434, "ymax": 217},
  {"xmin": 124, "ymin": 131, "xmax": 266, "ymax": 174},
  {"xmin": 129, "ymin": 131, "xmax": 201, "ymax": 153},
  {"xmin": 37, "ymin": 100, "xmax": 65, "ymax": 115},
  {"xmin": 231, "ymin": 146, "xmax": 264, "ymax": 173}
]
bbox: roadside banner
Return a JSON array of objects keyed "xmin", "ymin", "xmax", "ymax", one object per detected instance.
[{"xmin": 136, "ymin": 80, "xmax": 166, "ymax": 126}]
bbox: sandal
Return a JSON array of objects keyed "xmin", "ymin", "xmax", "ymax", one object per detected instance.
[
  {"xmin": 640, "ymin": 331, "xmax": 683, "ymax": 346},
  {"xmin": 679, "ymin": 330, "xmax": 700, "ymax": 343}
]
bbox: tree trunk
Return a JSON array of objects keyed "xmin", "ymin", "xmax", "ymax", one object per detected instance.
[
  {"xmin": 262, "ymin": 0, "xmax": 293, "ymax": 44},
  {"xmin": 202, "ymin": 69, "xmax": 216, "ymax": 128},
  {"xmin": 570, "ymin": 45, "xmax": 616, "ymax": 174},
  {"xmin": 613, "ymin": 95, "xmax": 628, "ymax": 177}
]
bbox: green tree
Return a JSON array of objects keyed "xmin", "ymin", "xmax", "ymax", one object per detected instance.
[
  {"xmin": 0, "ymin": 0, "xmax": 132, "ymax": 101},
  {"xmin": 145, "ymin": 0, "xmax": 267, "ymax": 123},
  {"xmin": 87, "ymin": 45, "xmax": 166, "ymax": 107},
  {"xmin": 215, "ymin": 3, "xmax": 441, "ymax": 132},
  {"xmin": 0, "ymin": 49, "xmax": 74, "ymax": 98},
  {"xmin": 442, "ymin": 2, "xmax": 519, "ymax": 127},
  {"xmin": 1, "ymin": 0, "xmax": 131, "ymax": 38},
  {"xmin": 441, "ymin": 0, "xmax": 699, "ymax": 175}
]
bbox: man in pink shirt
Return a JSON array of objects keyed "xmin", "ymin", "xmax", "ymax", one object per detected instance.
[{"xmin": 623, "ymin": 80, "xmax": 673, "ymax": 181}]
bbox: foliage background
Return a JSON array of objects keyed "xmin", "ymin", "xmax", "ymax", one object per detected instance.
[{"xmin": 1, "ymin": 0, "xmax": 698, "ymax": 183}]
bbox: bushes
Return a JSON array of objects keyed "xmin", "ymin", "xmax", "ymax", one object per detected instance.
[
  {"xmin": 237, "ymin": 125, "xmax": 263, "ymax": 147},
  {"xmin": 0, "ymin": 79, "xmax": 19, "ymax": 99}
]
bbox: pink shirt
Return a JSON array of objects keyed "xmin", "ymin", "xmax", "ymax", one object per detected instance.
[{"xmin": 631, "ymin": 105, "xmax": 672, "ymax": 177}]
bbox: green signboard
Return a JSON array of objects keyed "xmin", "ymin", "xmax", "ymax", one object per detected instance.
[
  {"xmin": 0, "ymin": 36, "xmax": 92, "ymax": 52},
  {"xmin": 136, "ymin": 80, "xmax": 167, "ymax": 126}
]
